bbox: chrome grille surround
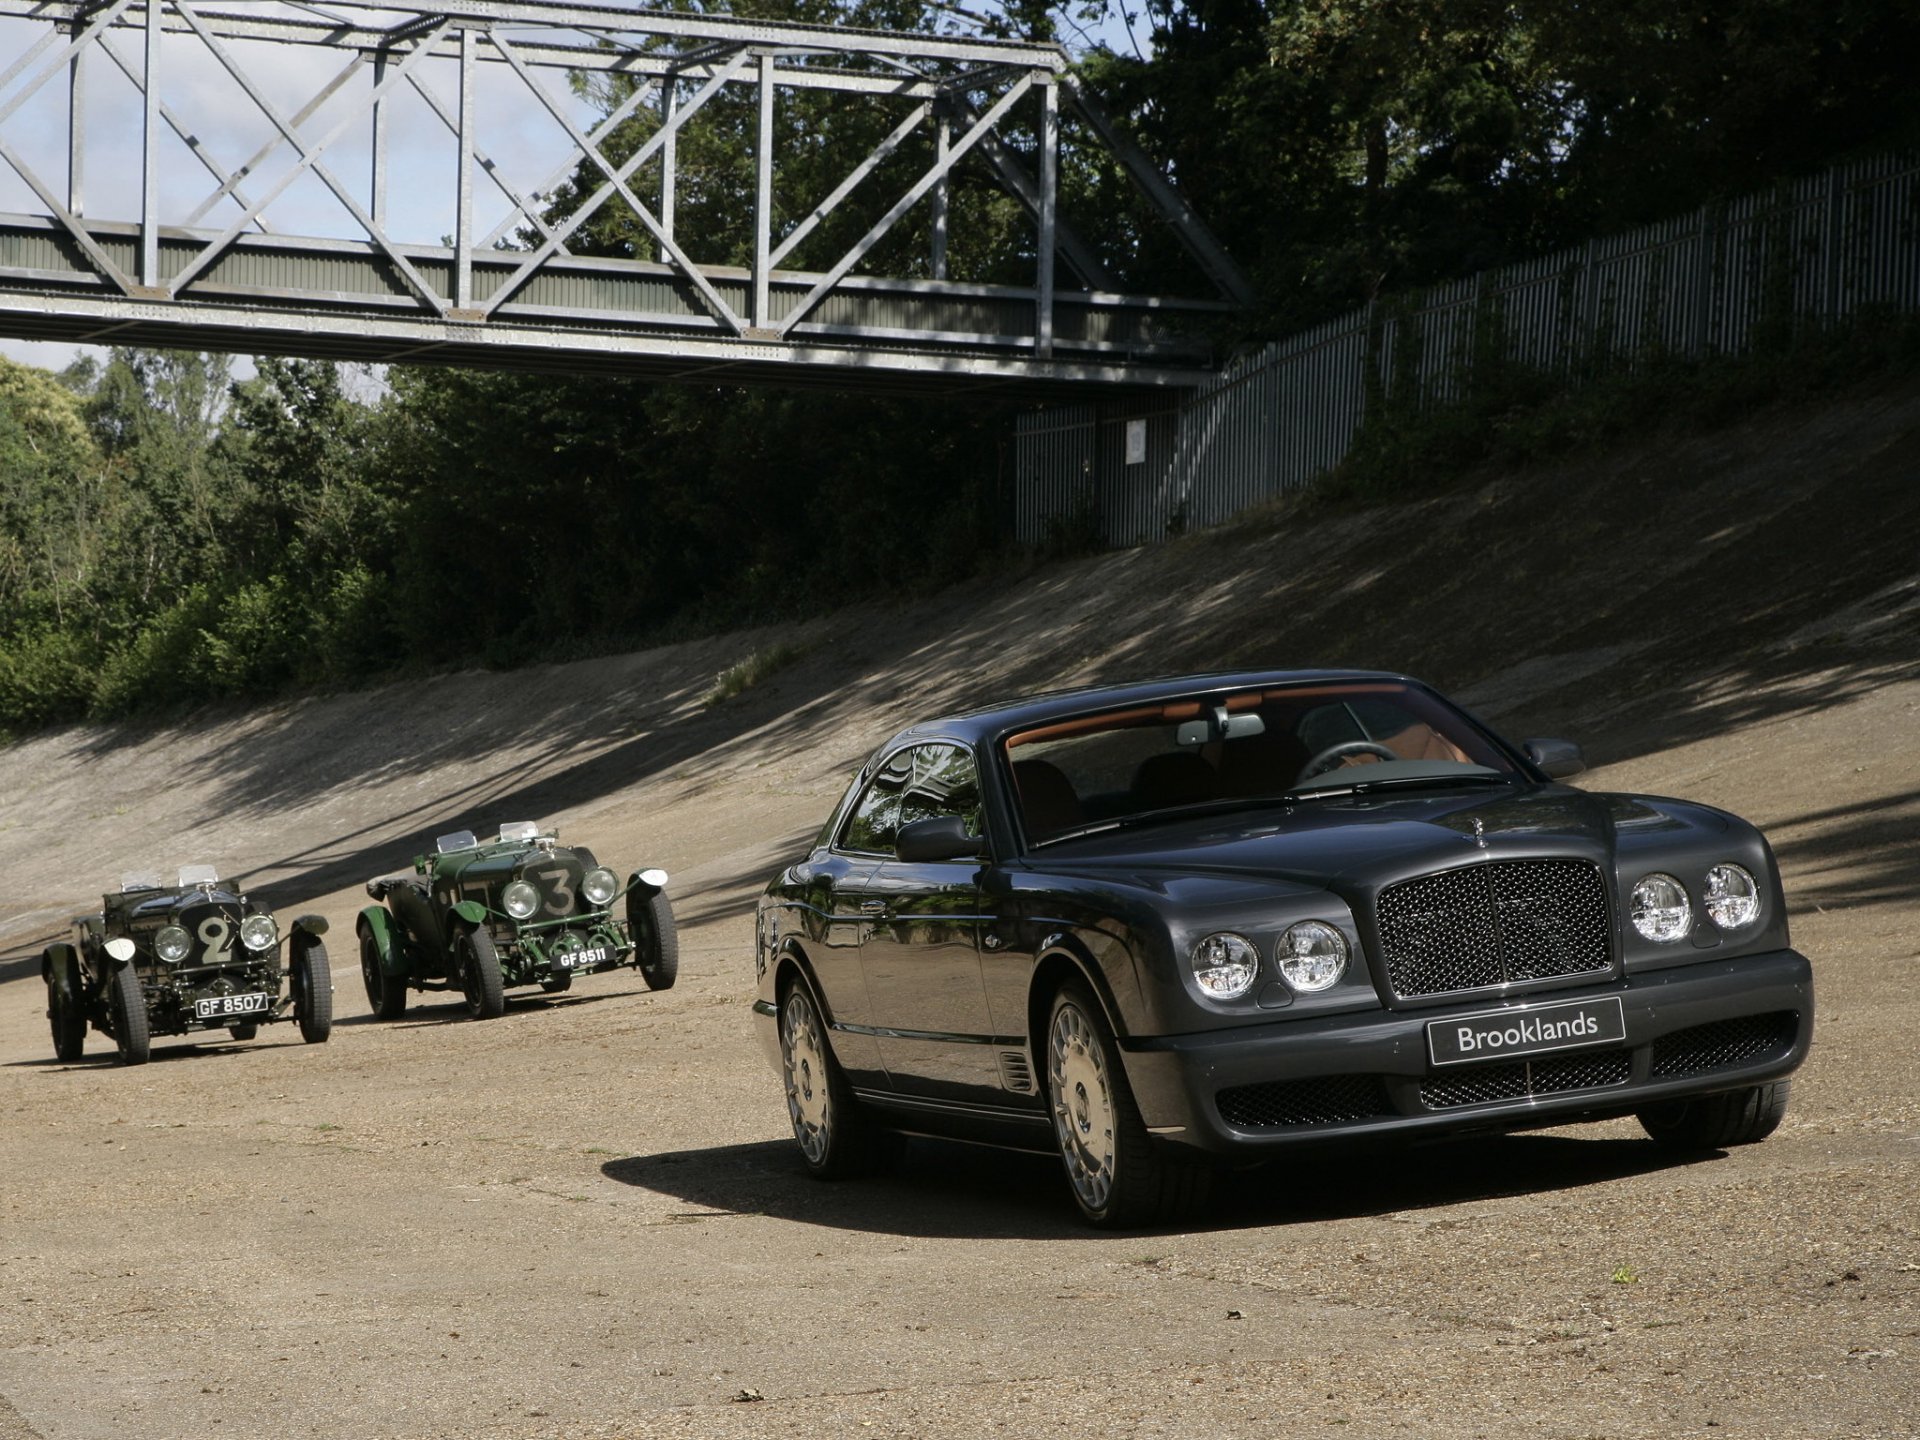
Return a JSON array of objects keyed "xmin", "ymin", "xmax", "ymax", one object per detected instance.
[{"xmin": 1375, "ymin": 858, "xmax": 1612, "ymax": 999}]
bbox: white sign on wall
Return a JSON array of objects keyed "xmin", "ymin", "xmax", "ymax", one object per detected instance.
[{"xmin": 1124, "ymin": 418, "xmax": 1147, "ymax": 466}]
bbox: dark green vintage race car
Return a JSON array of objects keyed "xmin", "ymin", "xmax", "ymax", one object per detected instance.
[
  {"xmin": 40, "ymin": 867, "xmax": 333, "ymax": 1065},
  {"xmin": 356, "ymin": 822, "xmax": 677, "ymax": 1019}
]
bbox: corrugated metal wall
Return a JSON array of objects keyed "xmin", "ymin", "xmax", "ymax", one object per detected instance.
[{"xmin": 1014, "ymin": 150, "xmax": 1920, "ymax": 547}]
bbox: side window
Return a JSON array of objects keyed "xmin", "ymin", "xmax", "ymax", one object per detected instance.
[
  {"xmin": 838, "ymin": 743, "xmax": 982, "ymax": 855},
  {"xmin": 898, "ymin": 743, "xmax": 983, "ymax": 838},
  {"xmin": 839, "ymin": 749, "xmax": 914, "ymax": 854}
]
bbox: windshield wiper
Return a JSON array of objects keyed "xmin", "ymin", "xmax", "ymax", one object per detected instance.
[{"xmin": 1301, "ymin": 772, "xmax": 1518, "ymax": 800}]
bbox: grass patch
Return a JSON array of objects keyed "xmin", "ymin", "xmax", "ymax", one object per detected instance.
[{"xmin": 702, "ymin": 640, "xmax": 817, "ymax": 708}]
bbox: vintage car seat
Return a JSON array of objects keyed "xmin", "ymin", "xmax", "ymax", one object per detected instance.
[
  {"xmin": 1011, "ymin": 759, "xmax": 1084, "ymax": 840},
  {"xmin": 1130, "ymin": 751, "xmax": 1217, "ymax": 810}
]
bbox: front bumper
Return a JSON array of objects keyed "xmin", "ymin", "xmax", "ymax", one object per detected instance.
[{"xmin": 1121, "ymin": 948, "xmax": 1813, "ymax": 1157}]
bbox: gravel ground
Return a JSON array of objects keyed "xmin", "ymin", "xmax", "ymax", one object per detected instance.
[{"xmin": 1, "ymin": 382, "xmax": 1916, "ymax": 1438}]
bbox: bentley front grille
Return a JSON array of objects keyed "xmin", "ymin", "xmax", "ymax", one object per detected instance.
[
  {"xmin": 1216, "ymin": 1074, "xmax": 1394, "ymax": 1130},
  {"xmin": 1375, "ymin": 859, "xmax": 1612, "ymax": 999},
  {"xmin": 1650, "ymin": 1012, "xmax": 1799, "ymax": 1078},
  {"xmin": 1420, "ymin": 1050, "xmax": 1632, "ymax": 1110}
]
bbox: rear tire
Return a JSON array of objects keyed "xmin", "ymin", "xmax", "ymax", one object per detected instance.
[
  {"xmin": 779, "ymin": 978, "xmax": 882, "ymax": 1178},
  {"xmin": 293, "ymin": 938, "xmax": 333, "ymax": 1044},
  {"xmin": 1046, "ymin": 983, "xmax": 1211, "ymax": 1228},
  {"xmin": 630, "ymin": 888, "xmax": 679, "ymax": 991},
  {"xmin": 459, "ymin": 926, "xmax": 506, "ymax": 1020},
  {"xmin": 360, "ymin": 927, "xmax": 408, "ymax": 1020},
  {"xmin": 1638, "ymin": 1080, "xmax": 1791, "ymax": 1150},
  {"xmin": 107, "ymin": 964, "xmax": 150, "ymax": 1066},
  {"xmin": 45, "ymin": 951, "xmax": 85, "ymax": 1062}
]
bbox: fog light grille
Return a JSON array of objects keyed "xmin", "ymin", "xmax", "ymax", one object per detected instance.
[
  {"xmin": 1650, "ymin": 1012, "xmax": 1798, "ymax": 1078},
  {"xmin": 1216, "ymin": 1075, "xmax": 1393, "ymax": 1129}
]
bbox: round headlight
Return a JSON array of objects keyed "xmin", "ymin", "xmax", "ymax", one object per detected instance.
[
  {"xmin": 240, "ymin": 914, "xmax": 278, "ymax": 951},
  {"xmin": 1189, "ymin": 932, "xmax": 1259, "ymax": 1000},
  {"xmin": 503, "ymin": 880, "xmax": 540, "ymax": 921},
  {"xmin": 1276, "ymin": 920, "xmax": 1349, "ymax": 992},
  {"xmin": 1704, "ymin": 863, "xmax": 1761, "ymax": 930},
  {"xmin": 581, "ymin": 867, "xmax": 618, "ymax": 908},
  {"xmin": 1630, "ymin": 873, "xmax": 1692, "ymax": 942},
  {"xmin": 155, "ymin": 926, "xmax": 191, "ymax": 964}
]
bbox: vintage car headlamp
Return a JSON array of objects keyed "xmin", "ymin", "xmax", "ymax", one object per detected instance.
[
  {"xmin": 1704, "ymin": 863, "xmax": 1761, "ymax": 930},
  {"xmin": 502, "ymin": 881, "xmax": 541, "ymax": 921},
  {"xmin": 240, "ymin": 914, "xmax": 279, "ymax": 951},
  {"xmin": 581, "ymin": 867, "xmax": 619, "ymax": 908},
  {"xmin": 1275, "ymin": 920, "xmax": 1348, "ymax": 992},
  {"xmin": 1189, "ymin": 932, "xmax": 1260, "ymax": 1000},
  {"xmin": 1630, "ymin": 873, "xmax": 1692, "ymax": 942},
  {"xmin": 155, "ymin": 925, "xmax": 192, "ymax": 964}
]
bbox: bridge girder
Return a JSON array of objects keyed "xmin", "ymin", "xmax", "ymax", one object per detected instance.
[{"xmin": 0, "ymin": 0, "xmax": 1250, "ymax": 390}]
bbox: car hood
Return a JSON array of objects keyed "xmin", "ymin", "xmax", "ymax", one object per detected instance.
[{"xmin": 1023, "ymin": 784, "xmax": 1725, "ymax": 896}]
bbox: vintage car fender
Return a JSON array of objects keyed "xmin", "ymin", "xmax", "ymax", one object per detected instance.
[
  {"xmin": 41, "ymin": 941, "xmax": 82, "ymax": 991},
  {"xmin": 447, "ymin": 899, "xmax": 487, "ymax": 927},
  {"xmin": 626, "ymin": 867, "xmax": 670, "ymax": 898},
  {"xmin": 356, "ymin": 905, "xmax": 409, "ymax": 978},
  {"xmin": 290, "ymin": 913, "xmax": 330, "ymax": 940}
]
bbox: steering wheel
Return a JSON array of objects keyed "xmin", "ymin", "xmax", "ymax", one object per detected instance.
[{"xmin": 1297, "ymin": 740, "xmax": 1400, "ymax": 782}]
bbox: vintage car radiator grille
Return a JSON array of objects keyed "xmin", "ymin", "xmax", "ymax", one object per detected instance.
[
  {"xmin": 1375, "ymin": 859, "xmax": 1611, "ymax": 999},
  {"xmin": 1215, "ymin": 1074, "xmax": 1394, "ymax": 1130},
  {"xmin": 1650, "ymin": 1011, "xmax": 1799, "ymax": 1077},
  {"xmin": 1420, "ymin": 1049, "xmax": 1632, "ymax": 1110}
]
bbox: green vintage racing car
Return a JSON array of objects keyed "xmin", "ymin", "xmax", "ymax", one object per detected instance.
[
  {"xmin": 41, "ymin": 866, "xmax": 333, "ymax": 1064},
  {"xmin": 357, "ymin": 821, "xmax": 677, "ymax": 1019}
]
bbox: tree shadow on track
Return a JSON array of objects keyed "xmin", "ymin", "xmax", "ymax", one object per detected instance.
[{"xmin": 602, "ymin": 1131, "xmax": 1718, "ymax": 1240}]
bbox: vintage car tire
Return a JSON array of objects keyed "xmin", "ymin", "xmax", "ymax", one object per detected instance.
[
  {"xmin": 1046, "ymin": 983, "xmax": 1211, "ymax": 1229},
  {"xmin": 45, "ymin": 955, "xmax": 86, "ymax": 1062},
  {"xmin": 1637, "ymin": 1079, "xmax": 1792, "ymax": 1150},
  {"xmin": 107, "ymin": 964, "xmax": 151, "ymax": 1066},
  {"xmin": 630, "ymin": 889, "xmax": 679, "ymax": 991},
  {"xmin": 228, "ymin": 1023, "xmax": 259, "ymax": 1041},
  {"xmin": 779, "ymin": 977, "xmax": 883, "ymax": 1179},
  {"xmin": 294, "ymin": 938, "xmax": 334, "ymax": 1044},
  {"xmin": 459, "ymin": 926, "xmax": 507, "ymax": 1020},
  {"xmin": 359, "ymin": 929, "xmax": 408, "ymax": 1020}
]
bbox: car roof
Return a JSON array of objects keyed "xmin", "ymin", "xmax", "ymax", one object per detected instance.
[{"xmin": 892, "ymin": 668, "xmax": 1421, "ymax": 747}]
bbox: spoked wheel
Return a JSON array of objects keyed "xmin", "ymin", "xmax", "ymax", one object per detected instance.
[
  {"xmin": 45, "ymin": 951, "xmax": 86, "ymax": 1062},
  {"xmin": 779, "ymin": 979, "xmax": 880, "ymax": 1178},
  {"xmin": 1046, "ymin": 983, "xmax": 1210, "ymax": 1228},
  {"xmin": 293, "ymin": 937, "xmax": 334, "ymax": 1044},
  {"xmin": 1638, "ymin": 1080, "xmax": 1792, "ymax": 1150},
  {"xmin": 459, "ymin": 926, "xmax": 506, "ymax": 1020},
  {"xmin": 107, "ymin": 964, "xmax": 151, "ymax": 1066},
  {"xmin": 360, "ymin": 928, "xmax": 407, "ymax": 1020},
  {"xmin": 630, "ymin": 888, "xmax": 679, "ymax": 992}
]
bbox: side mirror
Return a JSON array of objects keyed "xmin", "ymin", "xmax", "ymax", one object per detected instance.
[
  {"xmin": 894, "ymin": 815, "xmax": 983, "ymax": 864},
  {"xmin": 1523, "ymin": 737, "xmax": 1587, "ymax": 780}
]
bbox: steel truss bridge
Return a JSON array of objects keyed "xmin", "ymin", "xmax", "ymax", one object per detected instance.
[{"xmin": 0, "ymin": 0, "xmax": 1250, "ymax": 391}]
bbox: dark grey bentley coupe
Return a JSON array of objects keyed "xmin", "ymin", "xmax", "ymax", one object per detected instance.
[{"xmin": 752, "ymin": 672, "xmax": 1813, "ymax": 1226}]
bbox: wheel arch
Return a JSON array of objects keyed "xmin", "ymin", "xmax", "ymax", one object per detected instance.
[
  {"xmin": 1026, "ymin": 934, "xmax": 1131, "ymax": 1090},
  {"xmin": 355, "ymin": 905, "xmax": 407, "ymax": 978}
]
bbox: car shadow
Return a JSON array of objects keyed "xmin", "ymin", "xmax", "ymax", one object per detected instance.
[
  {"xmin": 4, "ymin": 1037, "xmax": 269, "ymax": 1069},
  {"xmin": 600, "ymin": 1130, "xmax": 1717, "ymax": 1239}
]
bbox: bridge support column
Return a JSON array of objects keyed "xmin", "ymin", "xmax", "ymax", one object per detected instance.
[
  {"xmin": 139, "ymin": 0, "xmax": 159, "ymax": 288},
  {"xmin": 1036, "ymin": 76, "xmax": 1056, "ymax": 359}
]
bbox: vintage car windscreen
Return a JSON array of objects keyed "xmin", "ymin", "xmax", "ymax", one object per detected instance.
[{"xmin": 1004, "ymin": 682, "xmax": 1520, "ymax": 844}]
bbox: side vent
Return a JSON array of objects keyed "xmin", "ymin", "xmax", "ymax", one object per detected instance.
[{"xmin": 998, "ymin": 1050, "xmax": 1037, "ymax": 1095}]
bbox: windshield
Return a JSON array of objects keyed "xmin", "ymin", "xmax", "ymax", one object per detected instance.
[{"xmin": 1003, "ymin": 681, "xmax": 1520, "ymax": 844}]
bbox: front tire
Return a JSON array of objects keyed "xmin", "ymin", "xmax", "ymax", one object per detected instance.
[
  {"xmin": 1046, "ymin": 983, "xmax": 1210, "ymax": 1228},
  {"xmin": 1638, "ymin": 1080, "xmax": 1792, "ymax": 1150},
  {"xmin": 779, "ymin": 979, "xmax": 881, "ymax": 1178},
  {"xmin": 107, "ymin": 964, "xmax": 151, "ymax": 1066},
  {"xmin": 459, "ymin": 926, "xmax": 506, "ymax": 1020},
  {"xmin": 360, "ymin": 927, "xmax": 408, "ymax": 1020},
  {"xmin": 46, "ymin": 951, "xmax": 86, "ymax": 1062},
  {"xmin": 630, "ymin": 888, "xmax": 679, "ymax": 991},
  {"xmin": 293, "ymin": 938, "xmax": 334, "ymax": 1044}
]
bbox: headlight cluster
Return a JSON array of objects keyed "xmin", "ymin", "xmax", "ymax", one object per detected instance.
[
  {"xmin": 503, "ymin": 880, "xmax": 541, "ymax": 920},
  {"xmin": 1630, "ymin": 864, "xmax": 1761, "ymax": 943},
  {"xmin": 581, "ymin": 868, "xmax": 619, "ymax": 907},
  {"xmin": 240, "ymin": 914, "xmax": 278, "ymax": 951},
  {"xmin": 1189, "ymin": 921, "xmax": 1349, "ymax": 1000},
  {"xmin": 155, "ymin": 926, "xmax": 191, "ymax": 963}
]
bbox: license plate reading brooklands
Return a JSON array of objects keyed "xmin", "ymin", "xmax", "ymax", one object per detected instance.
[
  {"xmin": 1427, "ymin": 996, "xmax": 1626, "ymax": 1067},
  {"xmin": 195, "ymin": 992, "xmax": 269, "ymax": 1019}
]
